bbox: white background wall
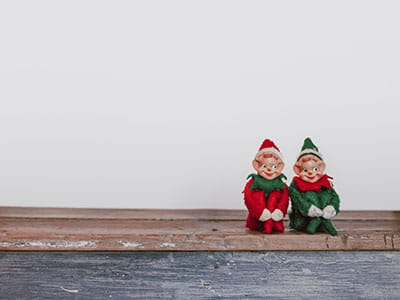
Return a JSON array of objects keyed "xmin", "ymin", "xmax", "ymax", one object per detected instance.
[{"xmin": 1, "ymin": 1, "xmax": 399, "ymax": 209}]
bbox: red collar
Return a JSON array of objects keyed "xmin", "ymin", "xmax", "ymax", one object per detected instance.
[{"xmin": 292, "ymin": 175, "xmax": 333, "ymax": 192}]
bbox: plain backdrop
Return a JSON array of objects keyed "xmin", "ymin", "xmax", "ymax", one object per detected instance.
[{"xmin": 0, "ymin": 1, "xmax": 399, "ymax": 209}]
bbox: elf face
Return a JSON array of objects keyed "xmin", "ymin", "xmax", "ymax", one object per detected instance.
[
  {"xmin": 293, "ymin": 154, "xmax": 326, "ymax": 183},
  {"xmin": 253, "ymin": 154, "xmax": 284, "ymax": 180}
]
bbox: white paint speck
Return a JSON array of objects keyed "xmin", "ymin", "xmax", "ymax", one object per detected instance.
[
  {"xmin": 48, "ymin": 241, "xmax": 95, "ymax": 248},
  {"xmin": 384, "ymin": 253, "xmax": 394, "ymax": 259},
  {"xmin": 302, "ymin": 268, "xmax": 312, "ymax": 275},
  {"xmin": 26, "ymin": 241, "xmax": 46, "ymax": 247},
  {"xmin": 200, "ymin": 279, "xmax": 220, "ymax": 296},
  {"xmin": 61, "ymin": 286, "xmax": 79, "ymax": 293},
  {"xmin": 120, "ymin": 241, "xmax": 143, "ymax": 248},
  {"xmin": 200, "ymin": 279, "xmax": 211, "ymax": 289},
  {"xmin": 0, "ymin": 241, "xmax": 96, "ymax": 249},
  {"xmin": 168, "ymin": 253, "xmax": 175, "ymax": 262},
  {"xmin": 160, "ymin": 243, "xmax": 176, "ymax": 248}
]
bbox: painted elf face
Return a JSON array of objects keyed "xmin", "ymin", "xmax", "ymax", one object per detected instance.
[
  {"xmin": 294, "ymin": 154, "xmax": 325, "ymax": 183},
  {"xmin": 253, "ymin": 154, "xmax": 284, "ymax": 180}
]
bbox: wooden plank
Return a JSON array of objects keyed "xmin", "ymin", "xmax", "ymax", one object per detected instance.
[
  {"xmin": 1, "ymin": 218, "xmax": 399, "ymax": 235},
  {"xmin": 0, "ymin": 252, "xmax": 399, "ymax": 299},
  {"xmin": 0, "ymin": 213, "xmax": 399, "ymax": 251},
  {"xmin": 1, "ymin": 206, "xmax": 399, "ymax": 220},
  {"xmin": 0, "ymin": 207, "xmax": 247, "ymax": 220}
]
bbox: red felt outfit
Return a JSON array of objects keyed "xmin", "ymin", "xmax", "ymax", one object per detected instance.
[{"xmin": 243, "ymin": 178, "xmax": 289, "ymax": 234}]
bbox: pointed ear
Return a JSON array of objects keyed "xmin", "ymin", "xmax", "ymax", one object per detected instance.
[
  {"xmin": 277, "ymin": 159, "xmax": 285, "ymax": 172},
  {"xmin": 252, "ymin": 159, "xmax": 259, "ymax": 170},
  {"xmin": 318, "ymin": 160, "xmax": 326, "ymax": 173},
  {"xmin": 293, "ymin": 162, "xmax": 301, "ymax": 175}
]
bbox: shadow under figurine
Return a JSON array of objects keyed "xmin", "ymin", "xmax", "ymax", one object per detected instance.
[
  {"xmin": 243, "ymin": 139, "xmax": 289, "ymax": 234},
  {"xmin": 289, "ymin": 137, "xmax": 340, "ymax": 236}
]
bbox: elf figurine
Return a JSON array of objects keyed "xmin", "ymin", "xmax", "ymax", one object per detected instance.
[
  {"xmin": 243, "ymin": 139, "xmax": 289, "ymax": 234},
  {"xmin": 289, "ymin": 137, "xmax": 340, "ymax": 236}
]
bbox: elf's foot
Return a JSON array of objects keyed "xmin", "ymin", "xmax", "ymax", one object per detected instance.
[
  {"xmin": 289, "ymin": 214, "xmax": 307, "ymax": 231},
  {"xmin": 306, "ymin": 218, "xmax": 321, "ymax": 234},
  {"xmin": 273, "ymin": 220, "xmax": 284, "ymax": 233},
  {"xmin": 264, "ymin": 219, "xmax": 274, "ymax": 234},
  {"xmin": 321, "ymin": 219, "xmax": 338, "ymax": 236},
  {"xmin": 246, "ymin": 216, "xmax": 264, "ymax": 232}
]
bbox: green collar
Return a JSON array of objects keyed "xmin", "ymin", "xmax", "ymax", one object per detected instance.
[{"xmin": 247, "ymin": 173, "xmax": 287, "ymax": 194}]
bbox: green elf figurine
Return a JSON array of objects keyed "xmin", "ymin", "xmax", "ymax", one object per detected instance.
[{"xmin": 289, "ymin": 137, "xmax": 340, "ymax": 236}]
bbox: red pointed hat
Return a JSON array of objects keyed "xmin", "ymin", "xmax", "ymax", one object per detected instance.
[{"xmin": 255, "ymin": 139, "xmax": 283, "ymax": 160}]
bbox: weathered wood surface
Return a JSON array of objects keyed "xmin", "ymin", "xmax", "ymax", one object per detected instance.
[
  {"xmin": 0, "ymin": 251, "xmax": 399, "ymax": 299},
  {"xmin": 1, "ymin": 207, "xmax": 399, "ymax": 220},
  {"xmin": 0, "ymin": 207, "xmax": 399, "ymax": 251}
]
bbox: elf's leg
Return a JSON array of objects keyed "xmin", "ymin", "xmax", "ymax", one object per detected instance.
[
  {"xmin": 272, "ymin": 220, "xmax": 285, "ymax": 233},
  {"xmin": 306, "ymin": 217, "xmax": 321, "ymax": 234},
  {"xmin": 321, "ymin": 219, "xmax": 338, "ymax": 236},
  {"xmin": 246, "ymin": 215, "xmax": 264, "ymax": 232},
  {"xmin": 264, "ymin": 219, "xmax": 274, "ymax": 234},
  {"xmin": 289, "ymin": 211, "xmax": 308, "ymax": 231}
]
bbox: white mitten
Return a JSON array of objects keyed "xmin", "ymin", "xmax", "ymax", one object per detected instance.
[
  {"xmin": 323, "ymin": 205, "xmax": 336, "ymax": 219},
  {"xmin": 308, "ymin": 205, "xmax": 323, "ymax": 217},
  {"xmin": 259, "ymin": 209, "xmax": 272, "ymax": 221},
  {"xmin": 271, "ymin": 209, "xmax": 284, "ymax": 221}
]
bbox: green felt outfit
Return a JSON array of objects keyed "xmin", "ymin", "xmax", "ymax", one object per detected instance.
[{"xmin": 289, "ymin": 177, "xmax": 340, "ymax": 236}]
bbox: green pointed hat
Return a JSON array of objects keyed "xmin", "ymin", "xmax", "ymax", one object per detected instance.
[{"xmin": 296, "ymin": 137, "xmax": 323, "ymax": 161}]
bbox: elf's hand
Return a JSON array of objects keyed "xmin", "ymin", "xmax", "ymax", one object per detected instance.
[
  {"xmin": 259, "ymin": 209, "xmax": 272, "ymax": 221},
  {"xmin": 308, "ymin": 205, "xmax": 323, "ymax": 217},
  {"xmin": 322, "ymin": 205, "xmax": 336, "ymax": 219},
  {"xmin": 271, "ymin": 209, "xmax": 284, "ymax": 221}
]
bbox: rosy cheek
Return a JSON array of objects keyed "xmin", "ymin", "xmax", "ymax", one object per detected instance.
[{"xmin": 314, "ymin": 174, "xmax": 322, "ymax": 180}]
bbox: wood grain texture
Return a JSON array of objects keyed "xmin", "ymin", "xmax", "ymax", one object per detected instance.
[
  {"xmin": 0, "ymin": 207, "xmax": 399, "ymax": 251},
  {"xmin": 0, "ymin": 251, "xmax": 399, "ymax": 299},
  {"xmin": 1, "ymin": 207, "xmax": 399, "ymax": 220}
]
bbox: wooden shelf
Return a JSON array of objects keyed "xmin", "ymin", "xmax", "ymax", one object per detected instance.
[{"xmin": 0, "ymin": 207, "xmax": 399, "ymax": 251}]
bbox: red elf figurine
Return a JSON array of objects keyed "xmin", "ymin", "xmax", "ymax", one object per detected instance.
[{"xmin": 243, "ymin": 139, "xmax": 289, "ymax": 234}]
